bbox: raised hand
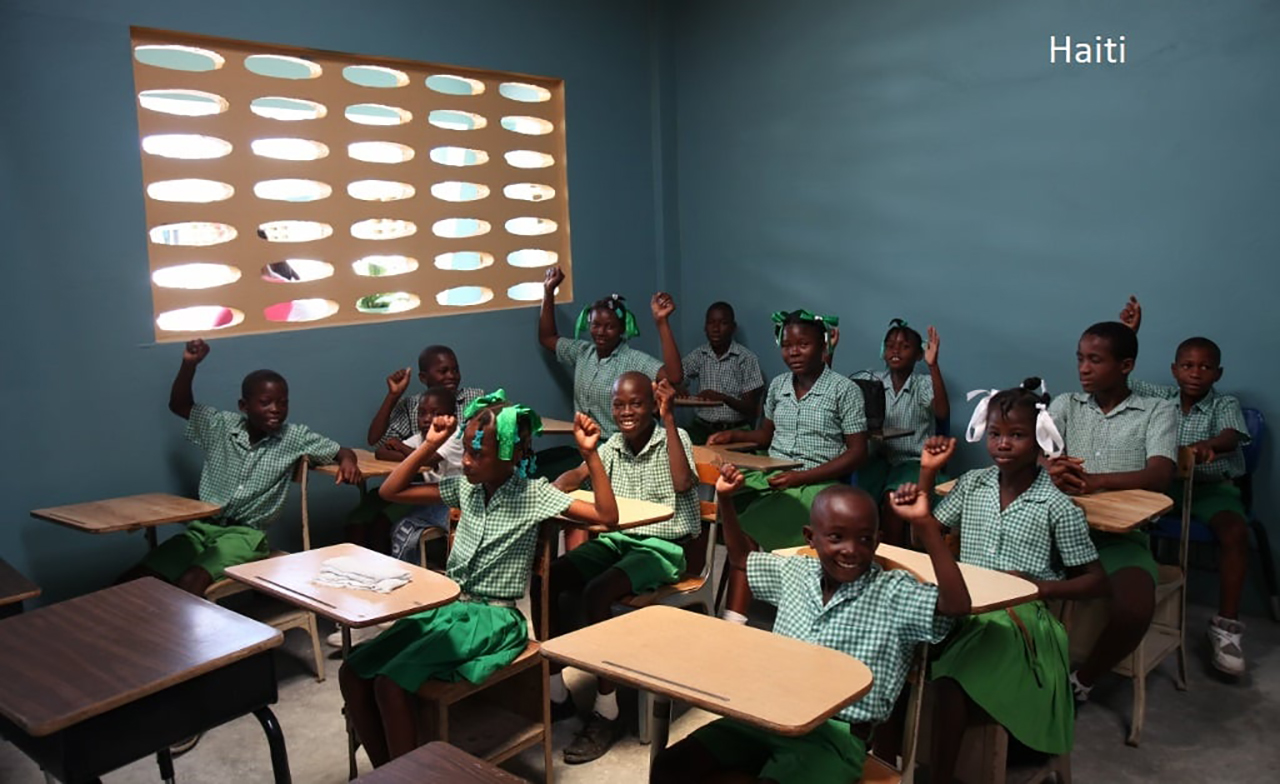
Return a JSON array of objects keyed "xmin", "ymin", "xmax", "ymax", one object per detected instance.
[
  {"xmin": 1119, "ymin": 295, "xmax": 1142, "ymax": 333},
  {"xmin": 654, "ymin": 378, "xmax": 676, "ymax": 420},
  {"xmin": 889, "ymin": 482, "xmax": 931, "ymax": 521},
  {"xmin": 651, "ymin": 291, "xmax": 676, "ymax": 321},
  {"xmin": 573, "ymin": 413, "xmax": 602, "ymax": 453},
  {"xmin": 920, "ymin": 436, "xmax": 956, "ymax": 472},
  {"xmin": 826, "ymin": 326, "xmax": 840, "ymax": 354},
  {"xmin": 543, "ymin": 266, "xmax": 566, "ymax": 296},
  {"xmin": 183, "ymin": 339, "xmax": 210, "ymax": 364},
  {"xmin": 386, "ymin": 367, "xmax": 411, "ymax": 396},
  {"xmin": 924, "ymin": 326, "xmax": 940, "ymax": 366},
  {"xmin": 424, "ymin": 414, "xmax": 458, "ymax": 448},
  {"xmin": 715, "ymin": 462, "xmax": 745, "ymax": 496}
]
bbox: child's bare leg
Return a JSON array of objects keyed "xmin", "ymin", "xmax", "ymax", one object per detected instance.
[
  {"xmin": 929, "ymin": 677, "xmax": 970, "ymax": 784},
  {"xmin": 565, "ymin": 527, "xmax": 590, "ymax": 551},
  {"xmin": 175, "ymin": 565, "xmax": 214, "ymax": 596},
  {"xmin": 1077, "ymin": 567, "xmax": 1155, "ymax": 685},
  {"xmin": 373, "ymin": 675, "xmax": 420, "ymax": 760},
  {"xmin": 583, "ymin": 568, "xmax": 633, "ymax": 696},
  {"xmin": 338, "ymin": 664, "xmax": 390, "ymax": 767},
  {"xmin": 1210, "ymin": 511, "xmax": 1249, "ymax": 619}
]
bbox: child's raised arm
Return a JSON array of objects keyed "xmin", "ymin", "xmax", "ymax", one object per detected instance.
[
  {"xmin": 917, "ymin": 436, "xmax": 956, "ymax": 497},
  {"xmin": 366, "ymin": 366, "xmax": 411, "ymax": 446},
  {"xmin": 714, "ymin": 463, "xmax": 758, "ymax": 571},
  {"xmin": 378, "ymin": 415, "xmax": 454, "ymax": 505},
  {"xmin": 890, "ymin": 483, "xmax": 972, "ymax": 616},
  {"xmin": 656, "ymin": 379, "xmax": 696, "ymax": 493},
  {"xmin": 168, "ymin": 339, "xmax": 209, "ymax": 419},
  {"xmin": 559, "ymin": 414, "xmax": 620, "ymax": 527},
  {"xmin": 925, "ymin": 326, "xmax": 950, "ymax": 422},
  {"xmin": 538, "ymin": 267, "xmax": 566, "ymax": 352},
  {"xmin": 651, "ymin": 292, "xmax": 684, "ymax": 384}
]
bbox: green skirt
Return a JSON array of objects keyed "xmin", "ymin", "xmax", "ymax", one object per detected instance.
[
  {"xmin": 735, "ymin": 469, "xmax": 837, "ymax": 552},
  {"xmin": 1090, "ymin": 529, "xmax": 1158, "ymax": 583},
  {"xmin": 931, "ymin": 601, "xmax": 1074, "ymax": 755},
  {"xmin": 346, "ymin": 601, "xmax": 528, "ymax": 691}
]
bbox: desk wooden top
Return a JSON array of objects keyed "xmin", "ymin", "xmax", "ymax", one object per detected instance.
[
  {"xmin": 353, "ymin": 741, "xmax": 524, "ymax": 784},
  {"xmin": 775, "ymin": 543, "xmax": 1039, "ymax": 614},
  {"xmin": 541, "ymin": 417, "xmax": 574, "ymax": 434},
  {"xmin": 875, "ymin": 427, "xmax": 914, "ymax": 440},
  {"xmin": 541, "ymin": 606, "xmax": 872, "ymax": 736},
  {"xmin": 692, "ymin": 445, "xmax": 803, "ymax": 472},
  {"xmin": 30, "ymin": 494, "xmax": 222, "ymax": 534},
  {"xmin": 674, "ymin": 396, "xmax": 718, "ymax": 407},
  {"xmin": 0, "ymin": 558, "xmax": 40, "ymax": 606},
  {"xmin": 557, "ymin": 490, "xmax": 675, "ymax": 532},
  {"xmin": 226, "ymin": 544, "xmax": 460, "ymax": 627},
  {"xmin": 0, "ymin": 578, "xmax": 280, "ymax": 736},
  {"xmin": 934, "ymin": 480, "xmax": 1173, "ymax": 533},
  {"xmin": 313, "ymin": 448, "xmax": 401, "ymax": 479}
]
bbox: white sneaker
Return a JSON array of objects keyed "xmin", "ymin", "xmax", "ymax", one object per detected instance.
[
  {"xmin": 1208, "ymin": 615, "xmax": 1246, "ymax": 676},
  {"xmin": 1069, "ymin": 670, "xmax": 1092, "ymax": 703},
  {"xmin": 325, "ymin": 623, "xmax": 390, "ymax": 649}
]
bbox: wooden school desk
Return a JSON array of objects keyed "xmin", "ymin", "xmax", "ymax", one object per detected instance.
[
  {"xmin": 692, "ymin": 445, "xmax": 804, "ymax": 472},
  {"xmin": 0, "ymin": 558, "xmax": 40, "ymax": 618},
  {"xmin": 673, "ymin": 396, "xmax": 718, "ymax": 407},
  {"xmin": 934, "ymin": 480, "xmax": 1174, "ymax": 533},
  {"xmin": 558, "ymin": 490, "xmax": 675, "ymax": 532},
  {"xmin": 31, "ymin": 493, "xmax": 222, "ymax": 549},
  {"xmin": 540, "ymin": 417, "xmax": 574, "ymax": 435},
  {"xmin": 312, "ymin": 448, "xmax": 401, "ymax": 481},
  {"xmin": 0, "ymin": 578, "xmax": 290, "ymax": 784},
  {"xmin": 351, "ymin": 741, "xmax": 524, "ymax": 784},
  {"xmin": 540, "ymin": 605, "xmax": 873, "ymax": 765}
]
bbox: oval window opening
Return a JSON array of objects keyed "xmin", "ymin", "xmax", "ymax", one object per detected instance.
[
  {"xmin": 428, "ymin": 110, "xmax": 487, "ymax": 131},
  {"xmin": 353, "ymin": 255, "xmax": 419, "ymax": 277},
  {"xmin": 505, "ymin": 217, "xmax": 557, "ymax": 237},
  {"xmin": 150, "ymin": 222, "xmax": 237, "ymax": 247},
  {"xmin": 499, "ymin": 82, "xmax": 552, "ymax": 103},
  {"xmin": 347, "ymin": 180, "xmax": 415, "ymax": 201},
  {"xmin": 152, "ymin": 263, "xmax": 242, "ymax": 290},
  {"xmin": 351, "ymin": 219, "xmax": 417, "ymax": 240},
  {"xmin": 254, "ymin": 179, "xmax": 333, "ymax": 202},
  {"xmin": 262, "ymin": 259, "xmax": 335, "ymax": 282},
  {"xmin": 505, "ymin": 150, "xmax": 554, "ymax": 169},
  {"xmin": 343, "ymin": 65, "xmax": 408, "ymax": 88},
  {"xmin": 357, "ymin": 292, "xmax": 421, "ymax": 314},
  {"xmin": 431, "ymin": 182, "xmax": 490, "ymax": 202},
  {"xmin": 250, "ymin": 96, "xmax": 327, "ymax": 121},
  {"xmin": 507, "ymin": 249, "xmax": 559, "ymax": 268},
  {"xmin": 434, "ymin": 252, "xmax": 494, "ymax": 271},
  {"xmin": 257, "ymin": 221, "xmax": 333, "ymax": 243},
  {"xmin": 430, "ymin": 146, "xmax": 488, "ymax": 167},
  {"xmin": 156, "ymin": 306, "xmax": 244, "ymax": 332},
  {"xmin": 264, "ymin": 298, "xmax": 340, "ymax": 323},
  {"xmin": 134, "ymin": 45, "xmax": 225, "ymax": 72},
  {"xmin": 432, "ymin": 218, "xmax": 491, "ymax": 239},
  {"xmin": 426, "ymin": 74, "xmax": 485, "ymax": 95},
  {"xmin": 501, "ymin": 116, "xmax": 554, "ymax": 135},
  {"xmin": 244, "ymin": 54, "xmax": 321, "ymax": 79},
  {"xmin": 503, "ymin": 183, "xmax": 555, "ymax": 202},
  {"xmin": 138, "ymin": 89, "xmax": 228, "ymax": 117},
  {"xmin": 251, "ymin": 138, "xmax": 329, "ymax": 161},
  {"xmin": 349, "ymin": 141, "xmax": 415, "ymax": 164},
  {"xmin": 436, "ymin": 286, "xmax": 494, "ymax": 307},
  {"xmin": 147, "ymin": 179, "xmax": 234, "ymax": 203},
  {"xmin": 143, "ymin": 134, "xmax": 232, "ymax": 160},
  {"xmin": 346, "ymin": 103, "xmax": 412, "ymax": 126},
  {"xmin": 507, "ymin": 282, "xmax": 544, "ymax": 302}
]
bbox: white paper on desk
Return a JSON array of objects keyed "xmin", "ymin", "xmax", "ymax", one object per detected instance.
[{"xmin": 313, "ymin": 555, "xmax": 411, "ymax": 594}]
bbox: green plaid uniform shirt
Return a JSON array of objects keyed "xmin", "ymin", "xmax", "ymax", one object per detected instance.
[
  {"xmin": 598, "ymin": 426, "xmax": 701, "ymax": 540},
  {"xmin": 185, "ymin": 404, "xmax": 339, "ymax": 530},
  {"xmin": 934, "ymin": 467, "xmax": 1098, "ymax": 582},
  {"xmin": 681, "ymin": 341, "xmax": 765, "ymax": 425},
  {"xmin": 764, "ymin": 368, "xmax": 867, "ymax": 470},
  {"xmin": 1130, "ymin": 381, "xmax": 1250, "ymax": 480},
  {"xmin": 439, "ymin": 475, "xmax": 572, "ymax": 601},
  {"xmin": 747, "ymin": 553, "xmax": 949, "ymax": 723},
  {"xmin": 381, "ymin": 387, "xmax": 485, "ymax": 445},
  {"xmin": 852, "ymin": 370, "xmax": 934, "ymax": 464},
  {"xmin": 1048, "ymin": 391, "xmax": 1177, "ymax": 473},
  {"xmin": 555, "ymin": 337, "xmax": 663, "ymax": 438}
]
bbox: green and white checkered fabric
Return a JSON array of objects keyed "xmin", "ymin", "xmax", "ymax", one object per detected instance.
[
  {"xmin": 934, "ymin": 467, "xmax": 1098, "ymax": 582},
  {"xmin": 1048, "ymin": 391, "xmax": 1177, "ymax": 473},
  {"xmin": 681, "ymin": 341, "xmax": 765, "ymax": 424},
  {"xmin": 852, "ymin": 370, "xmax": 934, "ymax": 464},
  {"xmin": 439, "ymin": 475, "xmax": 572, "ymax": 601},
  {"xmin": 555, "ymin": 337, "xmax": 663, "ymax": 438},
  {"xmin": 1129, "ymin": 381, "xmax": 1250, "ymax": 480},
  {"xmin": 764, "ymin": 368, "xmax": 867, "ymax": 470},
  {"xmin": 747, "ymin": 553, "xmax": 949, "ymax": 723},
  {"xmin": 184, "ymin": 404, "xmax": 339, "ymax": 530},
  {"xmin": 598, "ymin": 426, "xmax": 701, "ymax": 540},
  {"xmin": 381, "ymin": 387, "xmax": 485, "ymax": 445}
]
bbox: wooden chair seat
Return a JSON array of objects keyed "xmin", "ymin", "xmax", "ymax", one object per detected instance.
[
  {"xmin": 416, "ymin": 640, "xmax": 542, "ymax": 703},
  {"xmin": 617, "ymin": 575, "xmax": 706, "ymax": 609},
  {"xmin": 204, "ymin": 550, "xmax": 290, "ymax": 602},
  {"xmin": 859, "ymin": 755, "xmax": 902, "ymax": 784}
]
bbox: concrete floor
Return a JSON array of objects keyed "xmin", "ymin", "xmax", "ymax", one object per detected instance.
[{"xmin": 4, "ymin": 596, "xmax": 1279, "ymax": 783}]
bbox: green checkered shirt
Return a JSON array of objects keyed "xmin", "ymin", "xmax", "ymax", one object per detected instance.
[
  {"xmin": 681, "ymin": 341, "xmax": 765, "ymax": 425},
  {"xmin": 852, "ymin": 370, "xmax": 935, "ymax": 464},
  {"xmin": 439, "ymin": 475, "xmax": 572, "ymax": 601},
  {"xmin": 1129, "ymin": 381, "xmax": 1250, "ymax": 480},
  {"xmin": 934, "ymin": 467, "xmax": 1098, "ymax": 582},
  {"xmin": 381, "ymin": 387, "xmax": 485, "ymax": 445},
  {"xmin": 747, "ymin": 553, "xmax": 949, "ymax": 723},
  {"xmin": 1047, "ymin": 391, "xmax": 1177, "ymax": 473},
  {"xmin": 185, "ymin": 404, "xmax": 340, "ymax": 530},
  {"xmin": 764, "ymin": 368, "xmax": 867, "ymax": 470},
  {"xmin": 555, "ymin": 337, "xmax": 663, "ymax": 438},
  {"xmin": 598, "ymin": 426, "xmax": 701, "ymax": 540}
]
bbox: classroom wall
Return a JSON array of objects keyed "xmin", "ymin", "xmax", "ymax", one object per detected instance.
[
  {"xmin": 0, "ymin": 0, "xmax": 670, "ymax": 602},
  {"xmin": 668, "ymin": 2, "xmax": 1280, "ymax": 530}
]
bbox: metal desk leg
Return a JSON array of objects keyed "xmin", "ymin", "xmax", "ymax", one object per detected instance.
[
  {"xmin": 145, "ymin": 527, "xmax": 158, "ymax": 550},
  {"xmin": 155, "ymin": 746, "xmax": 175, "ymax": 784},
  {"xmin": 253, "ymin": 707, "xmax": 292, "ymax": 784},
  {"xmin": 342, "ymin": 626, "xmax": 358, "ymax": 781},
  {"xmin": 648, "ymin": 693, "xmax": 672, "ymax": 767}
]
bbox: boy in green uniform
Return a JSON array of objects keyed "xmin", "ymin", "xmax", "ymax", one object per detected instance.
[{"xmin": 680, "ymin": 301, "xmax": 765, "ymax": 444}]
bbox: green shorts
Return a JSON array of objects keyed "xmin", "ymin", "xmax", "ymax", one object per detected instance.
[
  {"xmin": 856, "ymin": 458, "xmax": 949, "ymax": 500},
  {"xmin": 140, "ymin": 519, "xmax": 269, "ymax": 582},
  {"xmin": 691, "ymin": 717, "xmax": 866, "ymax": 784},
  {"xmin": 1171, "ymin": 479, "xmax": 1246, "ymax": 521},
  {"xmin": 563, "ymin": 532, "xmax": 688, "ymax": 593},
  {"xmin": 1090, "ymin": 529, "xmax": 1158, "ymax": 583}
]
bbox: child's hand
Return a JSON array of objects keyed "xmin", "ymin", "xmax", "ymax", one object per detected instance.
[
  {"xmin": 423, "ymin": 414, "xmax": 457, "ymax": 448},
  {"xmin": 921, "ymin": 436, "xmax": 956, "ymax": 472},
  {"xmin": 386, "ymin": 367, "xmax": 411, "ymax": 396},
  {"xmin": 1191, "ymin": 442, "xmax": 1217, "ymax": 464},
  {"xmin": 334, "ymin": 452, "xmax": 364, "ymax": 485},
  {"xmin": 543, "ymin": 266, "xmax": 566, "ymax": 296},
  {"xmin": 706, "ymin": 431, "xmax": 734, "ymax": 446},
  {"xmin": 651, "ymin": 292, "xmax": 676, "ymax": 321},
  {"xmin": 1119, "ymin": 295, "xmax": 1142, "ymax": 333},
  {"xmin": 924, "ymin": 326, "xmax": 940, "ymax": 367},
  {"xmin": 183, "ymin": 339, "xmax": 210, "ymax": 365},
  {"xmin": 889, "ymin": 482, "xmax": 931, "ymax": 522},
  {"xmin": 1047, "ymin": 457, "xmax": 1087, "ymax": 494},
  {"xmin": 695, "ymin": 389, "xmax": 727, "ymax": 403},
  {"xmin": 767, "ymin": 471, "xmax": 806, "ymax": 490},
  {"xmin": 826, "ymin": 326, "xmax": 840, "ymax": 354},
  {"xmin": 715, "ymin": 463, "xmax": 745, "ymax": 496},
  {"xmin": 654, "ymin": 378, "xmax": 676, "ymax": 419},
  {"xmin": 573, "ymin": 413, "xmax": 602, "ymax": 453}
]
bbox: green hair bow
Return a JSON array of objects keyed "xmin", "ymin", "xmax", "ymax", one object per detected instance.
[
  {"xmin": 771, "ymin": 309, "xmax": 839, "ymax": 347},
  {"xmin": 460, "ymin": 389, "xmax": 544, "ymax": 461},
  {"xmin": 574, "ymin": 294, "xmax": 640, "ymax": 341}
]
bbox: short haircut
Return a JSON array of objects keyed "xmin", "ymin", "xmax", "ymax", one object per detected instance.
[
  {"xmin": 988, "ymin": 377, "xmax": 1050, "ymax": 421},
  {"xmin": 706, "ymin": 301, "xmax": 736, "ymax": 321},
  {"xmin": 811, "ymin": 484, "xmax": 880, "ymax": 533},
  {"xmin": 418, "ymin": 386, "xmax": 457, "ymax": 414},
  {"xmin": 241, "ymin": 369, "xmax": 287, "ymax": 399},
  {"xmin": 418, "ymin": 344, "xmax": 456, "ymax": 372},
  {"xmin": 1176, "ymin": 336, "xmax": 1221, "ymax": 365},
  {"xmin": 612, "ymin": 370, "xmax": 654, "ymax": 397},
  {"xmin": 1082, "ymin": 321, "xmax": 1138, "ymax": 362}
]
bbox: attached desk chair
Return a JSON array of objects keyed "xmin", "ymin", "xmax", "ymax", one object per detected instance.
[{"xmin": 0, "ymin": 558, "xmax": 40, "ymax": 619}]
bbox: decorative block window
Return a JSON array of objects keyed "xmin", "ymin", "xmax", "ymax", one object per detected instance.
[{"xmin": 131, "ymin": 28, "xmax": 572, "ymax": 341}]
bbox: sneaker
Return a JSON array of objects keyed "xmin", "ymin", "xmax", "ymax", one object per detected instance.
[
  {"xmin": 1208, "ymin": 615, "xmax": 1246, "ymax": 676},
  {"xmin": 325, "ymin": 623, "xmax": 390, "ymax": 649},
  {"xmin": 550, "ymin": 693, "xmax": 577, "ymax": 723},
  {"xmin": 170, "ymin": 733, "xmax": 202, "ymax": 757},
  {"xmin": 1069, "ymin": 671, "xmax": 1092, "ymax": 703},
  {"xmin": 563, "ymin": 711, "xmax": 622, "ymax": 764}
]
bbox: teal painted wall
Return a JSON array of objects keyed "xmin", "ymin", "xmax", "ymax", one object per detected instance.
[{"xmin": 0, "ymin": 0, "xmax": 668, "ymax": 602}]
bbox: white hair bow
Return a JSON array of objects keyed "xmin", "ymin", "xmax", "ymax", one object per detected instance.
[{"xmin": 965, "ymin": 383, "xmax": 1065, "ymax": 458}]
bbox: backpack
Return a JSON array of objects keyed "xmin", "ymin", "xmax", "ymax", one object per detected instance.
[{"xmin": 849, "ymin": 374, "xmax": 886, "ymax": 433}]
